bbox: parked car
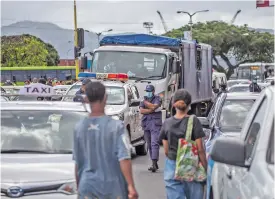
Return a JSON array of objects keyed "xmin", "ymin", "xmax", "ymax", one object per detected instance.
[
  {"xmin": 210, "ymin": 85, "xmax": 274, "ymax": 199},
  {"xmin": 199, "ymin": 92, "xmax": 260, "ymax": 199}
]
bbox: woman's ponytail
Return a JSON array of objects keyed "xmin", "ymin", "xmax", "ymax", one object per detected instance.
[{"xmin": 173, "ymin": 100, "xmax": 187, "ymax": 111}]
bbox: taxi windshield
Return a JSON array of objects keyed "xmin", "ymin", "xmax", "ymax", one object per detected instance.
[
  {"xmin": 219, "ymin": 99, "xmax": 255, "ymax": 132},
  {"xmin": 1, "ymin": 110, "xmax": 87, "ymax": 153},
  {"xmin": 66, "ymin": 84, "xmax": 125, "ymax": 105}
]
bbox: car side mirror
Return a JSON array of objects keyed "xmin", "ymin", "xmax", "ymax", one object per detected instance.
[
  {"xmin": 172, "ymin": 60, "xmax": 181, "ymax": 74},
  {"xmin": 197, "ymin": 117, "xmax": 210, "ymax": 129},
  {"xmin": 129, "ymin": 99, "xmax": 140, "ymax": 107},
  {"xmin": 210, "ymin": 137, "xmax": 247, "ymax": 168}
]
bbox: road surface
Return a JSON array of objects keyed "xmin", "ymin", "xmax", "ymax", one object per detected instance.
[{"xmin": 132, "ymin": 147, "xmax": 166, "ymax": 199}]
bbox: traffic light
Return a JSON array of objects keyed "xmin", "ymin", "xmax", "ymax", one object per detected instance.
[
  {"xmin": 81, "ymin": 56, "xmax": 88, "ymax": 70},
  {"xmin": 74, "ymin": 46, "xmax": 81, "ymax": 59},
  {"xmin": 77, "ymin": 28, "xmax": 85, "ymax": 49}
]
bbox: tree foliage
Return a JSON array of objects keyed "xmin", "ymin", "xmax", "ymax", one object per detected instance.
[
  {"xmin": 165, "ymin": 21, "xmax": 274, "ymax": 78},
  {"xmin": 1, "ymin": 34, "xmax": 60, "ymax": 67}
]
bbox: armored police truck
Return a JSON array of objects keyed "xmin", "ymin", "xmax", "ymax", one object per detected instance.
[{"xmin": 81, "ymin": 34, "xmax": 213, "ymax": 118}]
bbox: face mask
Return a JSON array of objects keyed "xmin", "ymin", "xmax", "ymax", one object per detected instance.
[{"xmin": 146, "ymin": 92, "xmax": 153, "ymax": 98}]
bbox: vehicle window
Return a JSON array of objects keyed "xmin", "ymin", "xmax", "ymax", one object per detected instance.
[
  {"xmin": 64, "ymin": 84, "xmax": 125, "ymax": 105},
  {"xmin": 219, "ymin": 99, "xmax": 255, "ymax": 132},
  {"xmin": 92, "ymin": 51, "xmax": 166, "ymax": 80},
  {"xmin": 41, "ymin": 70, "xmax": 57, "ymax": 79},
  {"xmin": 131, "ymin": 85, "xmax": 140, "ymax": 99},
  {"xmin": 1, "ymin": 110, "xmax": 87, "ymax": 153},
  {"xmin": 267, "ymin": 122, "xmax": 274, "ymax": 164},
  {"xmin": 26, "ymin": 70, "xmax": 41, "ymax": 80},
  {"xmin": 228, "ymin": 86, "xmax": 250, "ymax": 93},
  {"xmin": 1, "ymin": 70, "xmax": 12, "ymax": 82},
  {"xmin": 244, "ymin": 98, "xmax": 267, "ymax": 163},
  {"xmin": 11, "ymin": 70, "xmax": 28, "ymax": 82},
  {"xmin": 127, "ymin": 87, "xmax": 134, "ymax": 102},
  {"xmin": 106, "ymin": 87, "xmax": 125, "ymax": 105}
]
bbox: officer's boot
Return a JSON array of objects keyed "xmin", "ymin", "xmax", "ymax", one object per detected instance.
[{"xmin": 148, "ymin": 160, "xmax": 158, "ymax": 173}]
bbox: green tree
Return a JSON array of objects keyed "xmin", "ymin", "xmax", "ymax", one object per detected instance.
[
  {"xmin": 1, "ymin": 34, "xmax": 60, "ymax": 67},
  {"xmin": 165, "ymin": 21, "xmax": 274, "ymax": 78}
]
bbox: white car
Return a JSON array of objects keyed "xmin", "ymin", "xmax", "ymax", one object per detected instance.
[
  {"xmin": 228, "ymin": 84, "xmax": 250, "ymax": 93},
  {"xmin": 227, "ymin": 79, "xmax": 251, "ymax": 89},
  {"xmin": 63, "ymin": 73, "xmax": 147, "ymax": 156}
]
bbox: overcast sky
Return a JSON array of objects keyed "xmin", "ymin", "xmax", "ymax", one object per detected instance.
[{"xmin": 1, "ymin": 0, "xmax": 274, "ymax": 34}]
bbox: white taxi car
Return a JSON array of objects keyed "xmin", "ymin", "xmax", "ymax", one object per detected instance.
[{"xmin": 63, "ymin": 72, "xmax": 147, "ymax": 156}]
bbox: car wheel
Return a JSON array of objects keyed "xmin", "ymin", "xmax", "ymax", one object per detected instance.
[{"xmin": 135, "ymin": 137, "xmax": 148, "ymax": 156}]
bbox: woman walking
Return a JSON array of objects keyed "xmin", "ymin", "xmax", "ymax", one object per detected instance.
[{"xmin": 159, "ymin": 89, "xmax": 207, "ymax": 199}]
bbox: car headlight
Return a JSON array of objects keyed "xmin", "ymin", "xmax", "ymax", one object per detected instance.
[
  {"xmin": 111, "ymin": 114, "xmax": 124, "ymax": 121},
  {"xmin": 58, "ymin": 182, "xmax": 77, "ymax": 195}
]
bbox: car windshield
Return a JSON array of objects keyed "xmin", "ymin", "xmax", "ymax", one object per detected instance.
[
  {"xmin": 65, "ymin": 84, "xmax": 125, "ymax": 105},
  {"xmin": 219, "ymin": 99, "xmax": 255, "ymax": 132},
  {"xmin": 1, "ymin": 110, "xmax": 87, "ymax": 153},
  {"xmin": 228, "ymin": 86, "xmax": 249, "ymax": 93},
  {"xmin": 92, "ymin": 51, "xmax": 167, "ymax": 80}
]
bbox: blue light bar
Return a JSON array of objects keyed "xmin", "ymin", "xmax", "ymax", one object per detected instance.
[{"xmin": 78, "ymin": 72, "xmax": 97, "ymax": 78}]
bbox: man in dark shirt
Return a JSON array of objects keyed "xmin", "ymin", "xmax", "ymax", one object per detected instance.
[
  {"xmin": 73, "ymin": 78, "xmax": 91, "ymax": 102},
  {"xmin": 249, "ymin": 78, "xmax": 261, "ymax": 92}
]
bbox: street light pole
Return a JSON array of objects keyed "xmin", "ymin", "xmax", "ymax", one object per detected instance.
[{"xmin": 177, "ymin": 9, "xmax": 209, "ymax": 40}]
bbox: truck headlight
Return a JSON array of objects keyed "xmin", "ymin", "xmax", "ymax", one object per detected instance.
[
  {"xmin": 112, "ymin": 114, "xmax": 124, "ymax": 121},
  {"xmin": 58, "ymin": 182, "xmax": 77, "ymax": 195}
]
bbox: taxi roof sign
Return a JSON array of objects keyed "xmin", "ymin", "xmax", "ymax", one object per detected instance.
[{"xmin": 19, "ymin": 83, "xmax": 56, "ymax": 96}]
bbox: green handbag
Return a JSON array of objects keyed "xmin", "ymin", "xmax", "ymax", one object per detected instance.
[{"xmin": 174, "ymin": 115, "xmax": 207, "ymax": 182}]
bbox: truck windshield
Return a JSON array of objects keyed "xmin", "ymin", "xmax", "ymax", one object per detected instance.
[{"xmin": 92, "ymin": 51, "xmax": 167, "ymax": 80}]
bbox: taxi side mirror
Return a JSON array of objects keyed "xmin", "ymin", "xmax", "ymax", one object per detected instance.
[{"xmin": 129, "ymin": 99, "xmax": 140, "ymax": 107}]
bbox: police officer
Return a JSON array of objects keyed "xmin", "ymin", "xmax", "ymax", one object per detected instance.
[
  {"xmin": 249, "ymin": 78, "xmax": 261, "ymax": 92},
  {"xmin": 73, "ymin": 78, "xmax": 91, "ymax": 102},
  {"xmin": 139, "ymin": 85, "xmax": 162, "ymax": 172}
]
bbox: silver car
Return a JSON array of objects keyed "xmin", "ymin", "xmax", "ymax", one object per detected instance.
[
  {"xmin": 210, "ymin": 85, "xmax": 274, "ymax": 199},
  {"xmin": 1, "ymin": 101, "xmax": 88, "ymax": 198}
]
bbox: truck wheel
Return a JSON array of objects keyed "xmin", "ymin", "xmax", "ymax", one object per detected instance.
[{"xmin": 135, "ymin": 137, "xmax": 148, "ymax": 156}]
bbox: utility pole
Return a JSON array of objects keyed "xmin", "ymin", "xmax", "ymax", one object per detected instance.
[
  {"xmin": 177, "ymin": 10, "xmax": 209, "ymax": 40},
  {"xmin": 73, "ymin": 0, "xmax": 79, "ymax": 79},
  {"xmin": 143, "ymin": 22, "xmax": 154, "ymax": 34}
]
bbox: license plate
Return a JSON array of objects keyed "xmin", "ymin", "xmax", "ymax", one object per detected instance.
[{"xmin": 96, "ymin": 73, "xmax": 108, "ymax": 79}]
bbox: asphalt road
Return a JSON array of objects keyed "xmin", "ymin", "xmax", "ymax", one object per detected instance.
[{"xmin": 132, "ymin": 147, "xmax": 166, "ymax": 199}]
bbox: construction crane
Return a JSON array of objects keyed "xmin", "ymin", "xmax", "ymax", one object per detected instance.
[
  {"xmin": 230, "ymin": 9, "xmax": 241, "ymax": 24},
  {"xmin": 157, "ymin": 10, "xmax": 168, "ymax": 33}
]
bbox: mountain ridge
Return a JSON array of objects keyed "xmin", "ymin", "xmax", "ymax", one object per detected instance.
[{"xmin": 1, "ymin": 21, "xmax": 274, "ymax": 63}]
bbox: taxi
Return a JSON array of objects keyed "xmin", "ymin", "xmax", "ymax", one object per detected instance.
[
  {"xmin": 1, "ymin": 99, "xmax": 88, "ymax": 198},
  {"xmin": 63, "ymin": 72, "xmax": 148, "ymax": 156}
]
